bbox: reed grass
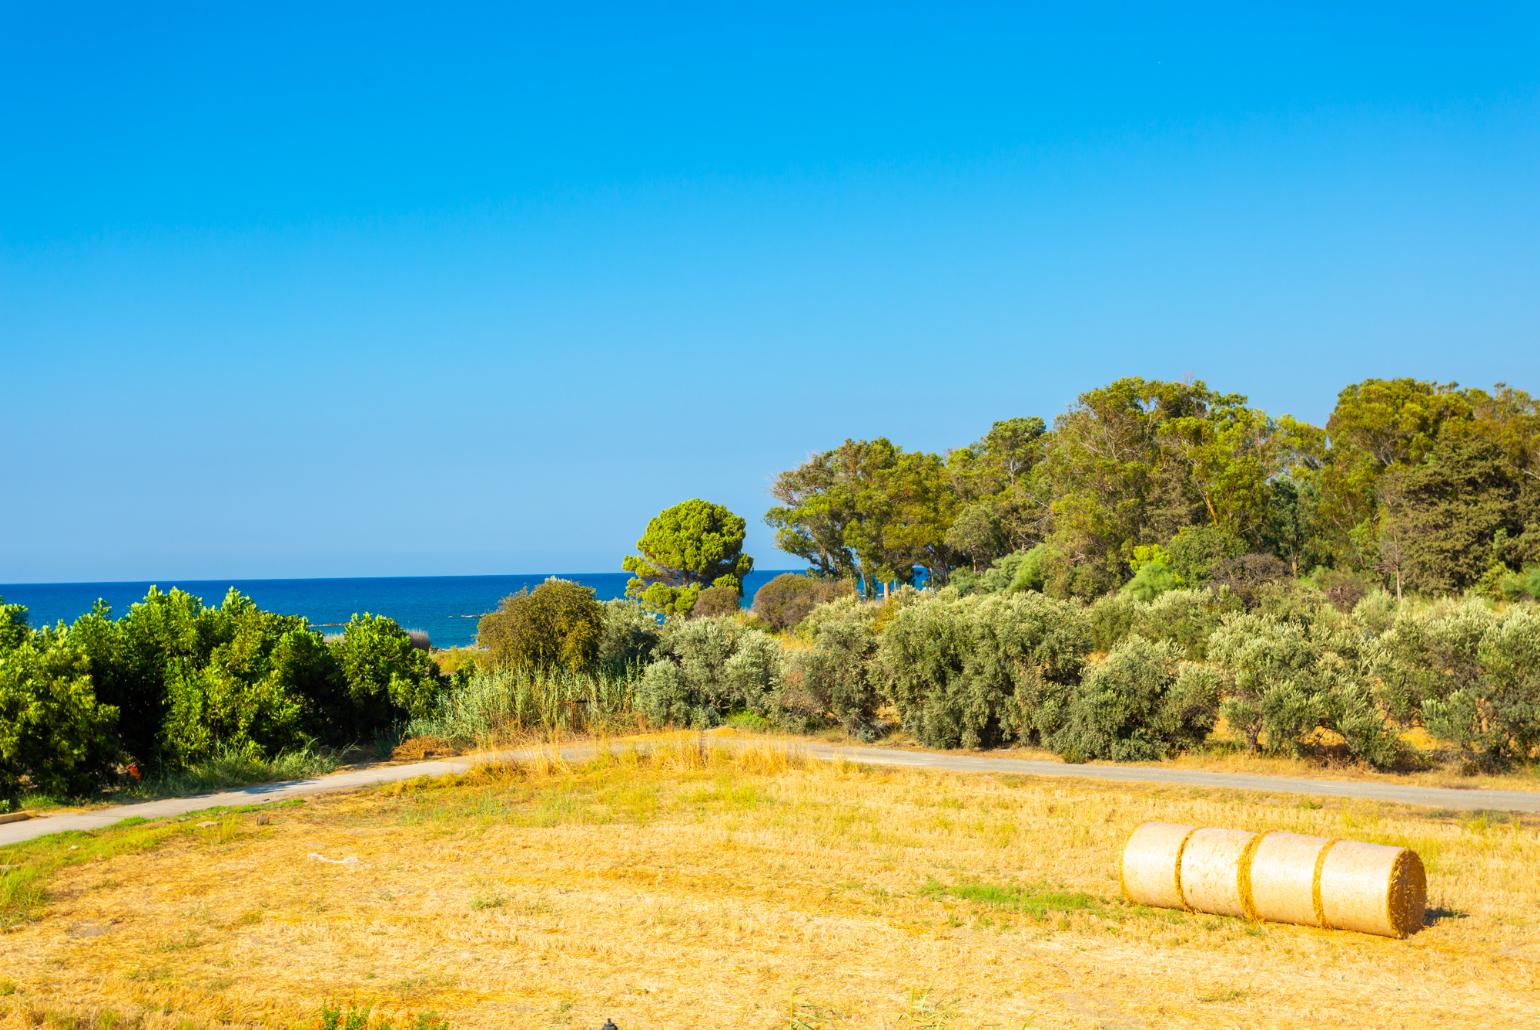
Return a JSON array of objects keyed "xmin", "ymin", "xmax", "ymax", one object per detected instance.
[{"xmin": 404, "ymin": 666, "xmax": 642, "ymax": 747}]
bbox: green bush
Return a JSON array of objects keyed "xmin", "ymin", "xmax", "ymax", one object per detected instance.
[
  {"xmin": 0, "ymin": 626, "xmax": 119, "ymax": 804},
  {"xmin": 782, "ymin": 596, "xmax": 882, "ymax": 738},
  {"xmin": 1208, "ymin": 553, "xmax": 1289, "ymax": 608},
  {"xmin": 408, "ymin": 666, "xmax": 636, "ymax": 744},
  {"xmin": 878, "ymin": 592, "xmax": 1091, "ymax": 749},
  {"xmin": 689, "ymin": 584, "xmax": 743, "ymax": 620},
  {"xmin": 1208, "ymin": 603, "xmax": 1397, "ymax": 765},
  {"xmin": 476, "ymin": 578, "xmax": 605, "ymax": 672},
  {"xmin": 1499, "ymin": 564, "xmax": 1540, "ymax": 601},
  {"xmin": 1422, "ymin": 606, "xmax": 1540, "ymax": 769},
  {"xmin": 1166, "ymin": 525, "xmax": 1245, "ymax": 586},
  {"xmin": 332, "ymin": 613, "xmax": 445, "ymax": 725},
  {"xmin": 1133, "ymin": 589, "xmax": 1237, "ymax": 660},
  {"xmin": 1047, "ymin": 638, "xmax": 1218, "ymax": 761},
  {"xmin": 635, "ymin": 618, "xmax": 781, "ymax": 728},
  {"xmin": 1087, "ymin": 593, "xmax": 1140, "ymax": 653},
  {"xmin": 595, "ymin": 599, "xmax": 661, "ymax": 671},
  {"xmin": 751, "ymin": 572, "xmax": 853, "ymax": 631}
]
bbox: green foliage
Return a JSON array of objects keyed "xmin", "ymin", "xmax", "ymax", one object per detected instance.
[
  {"xmin": 878, "ymin": 592, "xmax": 1091, "ymax": 749},
  {"xmin": 1120, "ymin": 545, "xmax": 1181, "ymax": 602},
  {"xmin": 1166, "ymin": 525, "xmax": 1246, "ymax": 585},
  {"xmin": 595, "ymin": 599, "xmax": 661, "ymax": 671},
  {"xmin": 767, "ymin": 438, "xmax": 959, "ymax": 596},
  {"xmin": 750, "ymin": 572, "xmax": 854, "ymax": 631},
  {"xmin": 0, "ymin": 627, "xmax": 119, "ymax": 804},
  {"xmin": 1372, "ymin": 599, "xmax": 1540, "ymax": 769},
  {"xmin": 407, "ymin": 666, "xmax": 637, "ymax": 744},
  {"xmin": 1499, "ymin": 564, "xmax": 1540, "ymax": 601},
  {"xmin": 476, "ymin": 578, "xmax": 605, "ymax": 673},
  {"xmin": 689, "ymin": 584, "xmax": 742, "ymax": 620},
  {"xmin": 333, "ymin": 613, "xmax": 445, "ymax": 724},
  {"xmin": 1207, "ymin": 603, "xmax": 1398, "ymax": 765},
  {"xmin": 1047, "ymin": 638, "xmax": 1219, "ymax": 761},
  {"xmin": 635, "ymin": 618, "xmax": 782, "ymax": 728},
  {"xmin": 782, "ymin": 596, "xmax": 883, "ymax": 738},
  {"xmin": 623, "ymin": 499, "xmax": 753, "ymax": 616}
]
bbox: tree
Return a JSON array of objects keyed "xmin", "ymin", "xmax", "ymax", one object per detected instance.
[
  {"xmin": 751, "ymin": 572, "xmax": 853, "ymax": 632},
  {"xmin": 946, "ymin": 417, "xmax": 1049, "ymax": 564},
  {"xmin": 1035, "ymin": 378, "xmax": 1251, "ymax": 595},
  {"xmin": 623, "ymin": 499, "xmax": 754, "ymax": 617},
  {"xmin": 0, "ymin": 626, "xmax": 120, "ymax": 805},
  {"xmin": 1376, "ymin": 433, "xmax": 1523, "ymax": 595},
  {"xmin": 767, "ymin": 440, "xmax": 959, "ymax": 597},
  {"xmin": 477, "ymin": 578, "xmax": 606, "ymax": 671},
  {"xmin": 1318, "ymin": 378, "xmax": 1475, "ymax": 569}
]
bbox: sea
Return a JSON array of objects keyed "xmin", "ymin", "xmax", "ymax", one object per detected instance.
[{"xmin": 0, "ymin": 571, "xmax": 801, "ymax": 649}]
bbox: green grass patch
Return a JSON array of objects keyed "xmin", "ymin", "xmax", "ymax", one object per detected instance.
[{"xmin": 920, "ymin": 878, "xmax": 1109, "ymax": 919}]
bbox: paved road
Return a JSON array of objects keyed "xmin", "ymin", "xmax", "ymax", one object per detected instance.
[{"xmin": 4, "ymin": 736, "xmax": 1537, "ymax": 847}]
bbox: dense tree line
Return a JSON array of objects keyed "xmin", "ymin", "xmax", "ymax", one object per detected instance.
[
  {"xmin": 0, "ymin": 588, "xmax": 446, "ymax": 805},
  {"xmin": 766, "ymin": 377, "xmax": 1540, "ymax": 601}
]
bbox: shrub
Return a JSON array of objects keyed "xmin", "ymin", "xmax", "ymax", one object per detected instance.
[
  {"xmin": 68, "ymin": 588, "xmax": 209, "ymax": 766},
  {"xmin": 635, "ymin": 618, "xmax": 781, "ymax": 728},
  {"xmin": 751, "ymin": 573, "xmax": 853, "ymax": 631},
  {"xmin": 159, "ymin": 660, "xmax": 307, "ymax": 767},
  {"xmin": 1209, "ymin": 553, "xmax": 1289, "ymax": 608},
  {"xmin": 408, "ymin": 666, "xmax": 636, "ymax": 744},
  {"xmin": 1005, "ymin": 543, "xmax": 1054, "ymax": 593},
  {"xmin": 1047, "ymin": 638, "xmax": 1218, "ymax": 761},
  {"xmin": 1414, "ymin": 605, "xmax": 1540, "ymax": 769},
  {"xmin": 476, "ymin": 578, "xmax": 605, "ymax": 672},
  {"xmin": 1087, "ymin": 593, "xmax": 1140, "ymax": 653},
  {"xmin": 1120, "ymin": 545, "xmax": 1179, "ymax": 602},
  {"xmin": 1499, "ymin": 564, "xmax": 1540, "ymax": 601},
  {"xmin": 1209, "ymin": 604, "xmax": 1395, "ymax": 765},
  {"xmin": 1166, "ymin": 525, "xmax": 1245, "ymax": 586},
  {"xmin": 595, "ymin": 599, "xmax": 661, "ymax": 671},
  {"xmin": 782, "ymin": 596, "xmax": 882, "ymax": 738},
  {"xmin": 332, "ymin": 613, "xmax": 444, "ymax": 724},
  {"xmin": 0, "ymin": 628, "xmax": 119, "ymax": 804},
  {"xmin": 1132, "ymin": 588, "xmax": 1236, "ymax": 660},
  {"xmin": 879, "ymin": 592, "xmax": 1091, "ymax": 749},
  {"xmin": 689, "ymin": 584, "xmax": 742, "ymax": 620}
]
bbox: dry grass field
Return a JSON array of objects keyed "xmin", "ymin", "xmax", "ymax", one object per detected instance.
[{"xmin": 2, "ymin": 736, "xmax": 1537, "ymax": 1029}]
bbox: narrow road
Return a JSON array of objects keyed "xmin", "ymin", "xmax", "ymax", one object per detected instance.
[{"xmin": 4, "ymin": 735, "xmax": 1537, "ymax": 847}]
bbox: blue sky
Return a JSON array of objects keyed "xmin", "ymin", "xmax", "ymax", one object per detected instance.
[{"xmin": 3, "ymin": 4, "xmax": 1538, "ymax": 582}]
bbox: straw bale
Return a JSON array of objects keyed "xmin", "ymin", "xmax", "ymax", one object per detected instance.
[
  {"xmin": 1247, "ymin": 831, "xmax": 1332, "ymax": 927},
  {"xmin": 1119, "ymin": 821, "xmax": 1195, "ymax": 909},
  {"xmin": 1178, "ymin": 827, "xmax": 1258, "ymax": 918},
  {"xmin": 1318, "ymin": 839, "xmax": 1427, "ymax": 938}
]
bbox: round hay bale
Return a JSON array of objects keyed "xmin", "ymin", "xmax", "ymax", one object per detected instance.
[
  {"xmin": 1178, "ymin": 827, "xmax": 1258, "ymax": 918},
  {"xmin": 1318, "ymin": 839, "xmax": 1426, "ymax": 938},
  {"xmin": 1247, "ymin": 831, "xmax": 1332, "ymax": 926},
  {"xmin": 1120, "ymin": 821, "xmax": 1195, "ymax": 909}
]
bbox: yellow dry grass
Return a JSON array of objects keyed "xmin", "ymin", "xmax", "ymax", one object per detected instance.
[{"xmin": 2, "ymin": 735, "xmax": 1537, "ymax": 1028}]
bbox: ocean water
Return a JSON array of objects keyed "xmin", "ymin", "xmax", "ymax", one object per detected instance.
[{"xmin": 0, "ymin": 571, "xmax": 800, "ymax": 649}]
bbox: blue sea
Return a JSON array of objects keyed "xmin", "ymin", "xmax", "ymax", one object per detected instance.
[{"xmin": 0, "ymin": 571, "xmax": 801, "ymax": 649}]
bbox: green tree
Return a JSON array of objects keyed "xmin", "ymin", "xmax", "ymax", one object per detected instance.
[
  {"xmin": 624, "ymin": 499, "xmax": 754, "ymax": 616},
  {"xmin": 767, "ymin": 439, "xmax": 959, "ymax": 596},
  {"xmin": 332, "ymin": 613, "xmax": 444, "ymax": 724},
  {"xmin": 0, "ymin": 627, "xmax": 120, "ymax": 804},
  {"xmin": 1035, "ymin": 378, "xmax": 1265, "ymax": 596},
  {"xmin": 477, "ymin": 578, "xmax": 606, "ymax": 672},
  {"xmin": 946, "ymin": 417, "xmax": 1049, "ymax": 566},
  {"xmin": 1376, "ymin": 433, "xmax": 1523, "ymax": 595}
]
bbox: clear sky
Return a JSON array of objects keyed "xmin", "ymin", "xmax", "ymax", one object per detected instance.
[{"xmin": 3, "ymin": 4, "xmax": 1538, "ymax": 583}]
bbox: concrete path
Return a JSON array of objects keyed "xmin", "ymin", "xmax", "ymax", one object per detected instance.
[{"xmin": 4, "ymin": 736, "xmax": 1537, "ymax": 848}]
